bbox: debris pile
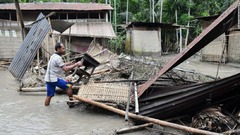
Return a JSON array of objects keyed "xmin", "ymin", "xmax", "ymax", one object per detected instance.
[
  {"xmin": 4, "ymin": 42, "xmax": 240, "ymax": 135},
  {"xmin": 190, "ymin": 107, "xmax": 237, "ymax": 133}
]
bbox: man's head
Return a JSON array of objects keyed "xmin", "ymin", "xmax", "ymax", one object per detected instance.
[{"xmin": 55, "ymin": 42, "xmax": 65, "ymax": 55}]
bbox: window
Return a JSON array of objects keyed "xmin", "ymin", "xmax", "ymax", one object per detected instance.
[{"xmin": 11, "ymin": 30, "xmax": 17, "ymax": 37}]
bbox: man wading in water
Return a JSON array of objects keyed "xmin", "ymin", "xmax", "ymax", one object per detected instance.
[{"xmin": 44, "ymin": 42, "xmax": 83, "ymax": 106}]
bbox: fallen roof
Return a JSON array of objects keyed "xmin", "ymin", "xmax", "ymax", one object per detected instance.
[
  {"xmin": 61, "ymin": 22, "xmax": 116, "ymax": 39},
  {"xmin": 133, "ymin": 73, "xmax": 240, "ymax": 122},
  {"xmin": 0, "ymin": 2, "xmax": 113, "ymax": 11}
]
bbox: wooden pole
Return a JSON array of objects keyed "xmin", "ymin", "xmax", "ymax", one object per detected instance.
[
  {"xmin": 37, "ymin": 50, "xmax": 40, "ymax": 76},
  {"xmin": 223, "ymin": 129, "xmax": 240, "ymax": 135},
  {"xmin": 125, "ymin": 71, "xmax": 133, "ymax": 121},
  {"xmin": 20, "ymin": 86, "xmax": 80, "ymax": 92},
  {"xmin": 73, "ymin": 95, "xmax": 222, "ymax": 135},
  {"xmin": 14, "ymin": 0, "xmax": 26, "ymax": 40}
]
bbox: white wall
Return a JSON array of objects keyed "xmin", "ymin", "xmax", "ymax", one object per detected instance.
[
  {"xmin": 131, "ymin": 30, "xmax": 161, "ymax": 55},
  {"xmin": 0, "ymin": 29, "xmax": 22, "ymax": 59}
]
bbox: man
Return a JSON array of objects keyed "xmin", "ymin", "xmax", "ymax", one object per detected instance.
[{"xmin": 44, "ymin": 42, "xmax": 83, "ymax": 106}]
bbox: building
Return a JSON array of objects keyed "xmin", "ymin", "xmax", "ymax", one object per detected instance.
[
  {"xmin": 197, "ymin": 15, "xmax": 240, "ymax": 63},
  {"xmin": 0, "ymin": 2, "xmax": 116, "ymax": 59},
  {"xmin": 125, "ymin": 22, "xmax": 180, "ymax": 56}
]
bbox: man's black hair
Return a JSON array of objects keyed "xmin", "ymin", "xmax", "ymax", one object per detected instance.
[{"xmin": 55, "ymin": 42, "xmax": 63, "ymax": 51}]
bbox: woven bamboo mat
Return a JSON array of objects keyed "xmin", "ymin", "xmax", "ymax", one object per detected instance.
[{"xmin": 78, "ymin": 83, "xmax": 129, "ymax": 103}]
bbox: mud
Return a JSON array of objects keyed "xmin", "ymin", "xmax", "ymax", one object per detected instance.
[{"xmin": 0, "ymin": 70, "xmax": 149, "ymax": 135}]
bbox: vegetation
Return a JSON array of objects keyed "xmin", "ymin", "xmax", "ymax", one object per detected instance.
[{"xmin": 0, "ymin": 0, "xmax": 236, "ymax": 53}]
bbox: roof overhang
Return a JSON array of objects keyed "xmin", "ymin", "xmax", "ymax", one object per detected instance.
[
  {"xmin": 50, "ymin": 20, "xmax": 74, "ymax": 33},
  {"xmin": 61, "ymin": 22, "xmax": 116, "ymax": 39},
  {"xmin": 0, "ymin": 2, "xmax": 113, "ymax": 11}
]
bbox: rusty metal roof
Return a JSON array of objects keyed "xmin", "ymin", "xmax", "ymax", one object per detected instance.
[
  {"xmin": 0, "ymin": 2, "xmax": 113, "ymax": 11},
  {"xmin": 61, "ymin": 22, "xmax": 116, "ymax": 39},
  {"xmin": 134, "ymin": 73, "xmax": 240, "ymax": 121}
]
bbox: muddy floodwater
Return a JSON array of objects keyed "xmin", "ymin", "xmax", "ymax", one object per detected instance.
[{"xmin": 0, "ymin": 70, "xmax": 149, "ymax": 135}]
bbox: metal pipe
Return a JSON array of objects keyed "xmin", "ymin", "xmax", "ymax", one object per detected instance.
[{"xmin": 134, "ymin": 82, "xmax": 139, "ymax": 114}]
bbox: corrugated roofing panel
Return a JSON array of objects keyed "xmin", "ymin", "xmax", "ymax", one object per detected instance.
[
  {"xmin": 62, "ymin": 22, "xmax": 116, "ymax": 39},
  {"xmin": 50, "ymin": 20, "xmax": 74, "ymax": 33},
  {"xmin": 0, "ymin": 3, "xmax": 113, "ymax": 11},
  {"xmin": 9, "ymin": 13, "xmax": 51, "ymax": 81},
  {"xmin": 135, "ymin": 73, "xmax": 240, "ymax": 121}
]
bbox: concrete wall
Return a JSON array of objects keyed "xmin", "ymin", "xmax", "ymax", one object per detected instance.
[
  {"xmin": 130, "ymin": 30, "xmax": 161, "ymax": 56},
  {"xmin": 201, "ymin": 34, "xmax": 226, "ymax": 63},
  {"xmin": 228, "ymin": 30, "xmax": 240, "ymax": 63},
  {"xmin": 0, "ymin": 20, "xmax": 22, "ymax": 59}
]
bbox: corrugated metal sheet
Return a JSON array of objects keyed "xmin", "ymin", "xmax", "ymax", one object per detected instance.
[
  {"xmin": 133, "ymin": 73, "xmax": 240, "ymax": 122},
  {"xmin": 61, "ymin": 22, "xmax": 116, "ymax": 39},
  {"xmin": 9, "ymin": 13, "xmax": 50, "ymax": 81},
  {"xmin": 0, "ymin": 3, "xmax": 113, "ymax": 11},
  {"xmin": 50, "ymin": 20, "xmax": 74, "ymax": 33}
]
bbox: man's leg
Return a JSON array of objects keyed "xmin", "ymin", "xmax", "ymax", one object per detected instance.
[
  {"xmin": 56, "ymin": 78, "xmax": 73, "ymax": 100},
  {"xmin": 45, "ymin": 96, "xmax": 52, "ymax": 106},
  {"xmin": 66, "ymin": 85, "xmax": 73, "ymax": 100},
  {"xmin": 45, "ymin": 82, "xmax": 56, "ymax": 106}
]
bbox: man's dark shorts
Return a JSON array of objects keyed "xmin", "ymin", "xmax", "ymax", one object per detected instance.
[{"xmin": 46, "ymin": 78, "xmax": 71, "ymax": 97}]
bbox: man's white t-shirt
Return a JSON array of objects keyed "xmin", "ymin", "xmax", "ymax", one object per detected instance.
[{"xmin": 44, "ymin": 53, "xmax": 65, "ymax": 82}]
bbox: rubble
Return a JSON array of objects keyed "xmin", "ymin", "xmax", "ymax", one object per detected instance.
[{"xmin": 4, "ymin": 43, "xmax": 240, "ymax": 135}]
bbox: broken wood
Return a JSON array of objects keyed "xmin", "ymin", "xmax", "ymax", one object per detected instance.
[
  {"xmin": 145, "ymin": 127, "xmax": 180, "ymax": 135},
  {"xmin": 115, "ymin": 123, "xmax": 153, "ymax": 134},
  {"xmin": 20, "ymin": 86, "xmax": 80, "ymax": 92},
  {"xmin": 92, "ymin": 69, "xmax": 111, "ymax": 75},
  {"xmin": 73, "ymin": 95, "xmax": 221, "ymax": 135},
  {"xmin": 94, "ymin": 79, "xmax": 171, "ymax": 83},
  {"xmin": 190, "ymin": 107, "xmax": 236, "ymax": 133},
  {"xmin": 223, "ymin": 129, "xmax": 240, "ymax": 135}
]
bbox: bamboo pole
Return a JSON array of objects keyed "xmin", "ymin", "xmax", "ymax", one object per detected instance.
[
  {"xmin": 223, "ymin": 129, "xmax": 240, "ymax": 135},
  {"xmin": 125, "ymin": 71, "xmax": 133, "ymax": 121},
  {"xmin": 73, "ymin": 95, "xmax": 222, "ymax": 135},
  {"xmin": 20, "ymin": 86, "xmax": 80, "ymax": 92}
]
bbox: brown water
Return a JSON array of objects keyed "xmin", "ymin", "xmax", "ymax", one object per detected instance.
[{"xmin": 0, "ymin": 70, "xmax": 149, "ymax": 135}]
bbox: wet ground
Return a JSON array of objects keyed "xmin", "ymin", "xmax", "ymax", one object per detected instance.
[
  {"xmin": 0, "ymin": 70, "xmax": 150, "ymax": 135},
  {"xmin": 165, "ymin": 54, "xmax": 240, "ymax": 78}
]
